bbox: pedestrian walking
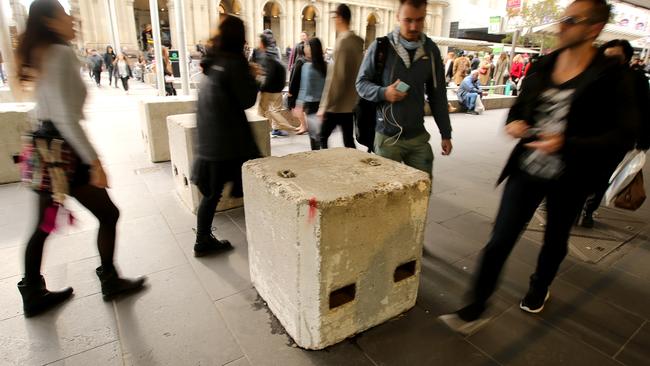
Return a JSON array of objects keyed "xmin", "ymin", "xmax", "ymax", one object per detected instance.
[
  {"xmin": 15, "ymin": 0, "xmax": 145, "ymax": 318},
  {"xmin": 356, "ymin": 0, "xmax": 452, "ymax": 177},
  {"xmin": 317, "ymin": 4, "xmax": 364, "ymax": 149},
  {"xmin": 452, "ymin": 51, "xmax": 470, "ymax": 86},
  {"xmin": 103, "ymin": 46, "xmax": 117, "ymax": 87},
  {"xmin": 439, "ymin": 0, "xmax": 637, "ymax": 335},
  {"xmin": 493, "ymin": 53, "xmax": 510, "ymax": 94},
  {"xmin": 287, "ymin": 42, "xmax": 307, "ymax": 134},
  {"xmin": 191, "ymin": 15, "xmax": 260, "ymax": 256},
  {"xmin": 114, "ymin": 53, "xmax": 132, "ymax": 94},
  {"xmin": 255, "ymin": 33, "xmax": 287, "ymax": 137},
  {"xmin": 161, "ymin": 47, "xmax": 176, "ymax": 96},
  {"xmin": 89, "ymin": 49, "xmax": 103, "ymax": 86},
  {"xmin": 294, "ymin": 38, "xmax": 327, "ymax": 150}
]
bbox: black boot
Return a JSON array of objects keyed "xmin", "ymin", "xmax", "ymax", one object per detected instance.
[
  {"xmin": 194, "ymin": 234, "xmax": 232, "ymax": 257},
  {"xmin": 96, "ymin": 266, "xmax": 146, "ymax": 301},
  {"xmin": 17, "ymin": 276, "xmax": 73, "ymax": 318},
  {"xmin": 581, "ymin": 211, "xmax": 595, "ymax": 228}
]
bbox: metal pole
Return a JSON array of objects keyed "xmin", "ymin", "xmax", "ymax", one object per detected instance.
[
  {"xmin": 509, "ymin": 29, "xmax": 520, "ymax": 61},
  {"xmin": 0, "ymin": 1, "xmax": 20, "ymax": 98},
  {"xmin": 107, "ymin": 0, "xmax": 122, "ymax": 53},
  {"xmin": 149, "ymin": 0, "xmax": 166, "ymax": 96},
  {"xmin": 173, "ymin": 0, "xmax": 190, "ymax": 95}
]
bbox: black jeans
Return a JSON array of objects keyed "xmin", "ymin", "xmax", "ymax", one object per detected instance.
[
  {"xmin": 24, "ymin": 186, "xmax": 120, "ymax": 282},
  {"xmin": 320, "ymin": 112, "xmax": 355, "ymax": 149},
  {"xmin": 120, "ymin": 77, "xmax": 129, "ymax": 91},
  {"xmin": 165, "ymin": 82, "xmax": 176, "ymax": 96},
  {"xmin": 93, "ymin": 68, "xmax": 102, "ymax": 85},
  {"xmin": 461, "ymin": 169, "xmax": 587, "ymax": 320},
  {"xmin": 196, "ymin": 177, "xmax": 226, "ymax": 237},
  {"xmin": 106, "ymin": 65, "xmax": 114, "ymax": 85}
]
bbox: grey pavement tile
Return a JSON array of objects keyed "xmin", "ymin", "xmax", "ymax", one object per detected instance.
[
  {"xmin": 41, "ymin": 230, "xmax": 100, "ymax": 270},
  {"xmin": 0, "ymin": 245, "xmax": 26, "ymax": 280},
  {"xmin": 0, "ymin": 257, "xmax": 102, "ymax": 321},
  {"xmin": 426, "ymin": 196, "xmax": 472, "ymax": 224},
  {"xmin": 215, "ymin": 288, "xmax": 376, "ymax": 366},
  {"xmin": 423, "ymin": 221, "xmax": 482, "ymax": 264},
  {"xmin": 559, "ymin": 264, "xmax": 650, "ymax": 320},
  {"xmin": 0, "ymin": 183, "xmax": 33, "ymax": 207},
  {"xmin": 537, "ymin": 279, "xmax": 645, "ymax": 356},
  {"xmin": 115, "ymin": 264, "xmax": 243, "ymax": 366},
  {"xmin": 106, "ymin": 182, "xmax": 159, "ymax": 222},
  {"xmin": 113, "ymin": 214, "xmax": 188, "ymax": 276},
  {"xmin": 615, "ymin": 322, "xmax": 650, "ymax": 366},
  {"xmin": 440, "ymin": 211, "xmax": 494, "ymax": 246},
  {"xmin": 468, "ymin": 307, "xmax": 621, "ymax": 366},
  {"xmin": 508, "ymin": 237, "xmax": 578, "ymax": 277},
  {"xmin": 356, "ymin": 307, "xmax": 499, "ymax": 366},
  {"xmin": 225, "ymin": 208, "xmax": 247, "ymax": 234},
  {"xmin": 139, "ymin": 164, "xmax": 175, "ymax": 196},
  {"xmin": 224, "ymin": 357, "xmax": 251, "ymax": 366},
  {"xmin": 0, "ymin": 293, "xmax": 117, "ymax": 366},
  {"xmin": 152, "ymin": 191, "xmax": 197, "ymax": 235},
  {"xmin": 49, "ymin": 341, "xmax": 123, "ymax": 366},
  {"xmin": 612, "ymin": 236, "xmax": 650, "ymax": 280},
  {"xmin": 175, "ymin": 216, "xmax": 251, "ymax": 301}
]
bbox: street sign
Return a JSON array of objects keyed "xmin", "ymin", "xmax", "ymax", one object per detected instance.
[{"xmin": 489, "ymin": 16, "xmax": 502, "ymax": 34}]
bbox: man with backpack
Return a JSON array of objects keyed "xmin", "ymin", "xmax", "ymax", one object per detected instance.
[
  {"xmin": 256, "ymin": 33, "xmax": 287, "ymax": 137},
  {"xmin": 356, "ymin": 0, "xmax": 452, "ymax": 177},
  {"xmin": 88, "ymin": 49, "xmax": 103, "ymax": 87}
]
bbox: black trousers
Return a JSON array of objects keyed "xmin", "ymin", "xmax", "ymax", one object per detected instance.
[
  {"xmin": 320, "ymin": 112, "xmax": 356, "ymax": 149},
  {"xmin": 463, "ymin": 169, "xmax": 587, "ymax": 319},
  {"xmin": 93, "ymin": 68, "xmax": 102, "ymax": 85},
  {"xmin": 120, "ymin": 77, "xmax": 129, "ymax": 91},
  {"xmin": 106, "ymin": 65, "xmax": 114, "ymax": 85},
  {"xmin": 165, "ymin": 82, "xmax": 176, "ymax": 96},
  {"xmin": 24, "ymin": 186, "xmax": 119, "ymax": 282}
]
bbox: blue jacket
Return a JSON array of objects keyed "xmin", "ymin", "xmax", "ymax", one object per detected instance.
[
  {"xmin": 356, "ymin": 34, "xmax": 452, "ymax": 140},
  {"xmin": 457, "ymin": 75, "xmax": 481, "ymax": 103},
  {"xmin": 297, "ymin": 62, "xmax": 326, "ymax": 104}
]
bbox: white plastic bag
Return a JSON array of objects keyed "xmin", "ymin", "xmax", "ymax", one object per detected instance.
[
  {"xmin": 605, "ymin": 150, "xmax": 646, "ymax": 206},
  {"xmin": 475, "ymin": 96, "xmax": 485, "ymax": 114}
]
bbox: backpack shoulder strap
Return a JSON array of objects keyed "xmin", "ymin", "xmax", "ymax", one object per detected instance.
[{"xmin": 373, "ymin": 36, "xmax": 390, "ymax": 85}]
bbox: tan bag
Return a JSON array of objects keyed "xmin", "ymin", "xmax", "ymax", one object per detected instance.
[
  {"xmin": 614, "ymin": 171, "xmax": 646, "ymax": 211},
  {"xmin": 268, "ymin": 109, "xmax": 301, "ymax": 130}
]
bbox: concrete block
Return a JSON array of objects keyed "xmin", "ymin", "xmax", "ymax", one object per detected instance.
[
  {"xmin": 0, "ymin": 103, "xmax": 35, "ymax": 184},
  {"xmin": 167, "ymin": 111, "xmax": 270, "ymax": 214},
  {"xmin": 139, "ymin": 95, "xmax": 196, "ymax": 162},
  {"xmin": 242, "ymin": 148, "xmax": 431, "ymax": 349}
]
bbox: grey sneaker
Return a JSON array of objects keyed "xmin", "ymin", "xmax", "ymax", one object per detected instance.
[{"xmin": 438, "ymin": 313, "xmax": 491, "ymax": 336}]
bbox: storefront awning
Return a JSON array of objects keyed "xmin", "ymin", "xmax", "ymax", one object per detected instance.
[
  {"xmin": 429, "ymin": 36, "xmax": 494, "ymax": 51},
  {"xmin": 491, "ymin": 44, "xmax": 540, "ymax": 54},
  {"xmin": 531, "ymin": 22, "xmax": 648, "ymax": 43}
]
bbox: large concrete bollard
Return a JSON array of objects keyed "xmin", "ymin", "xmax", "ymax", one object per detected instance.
[
  {"xmin": 242, "ymin": 148, "xmax": 431, "ymax": 349},
  {"xmin": 167, "ymin": 111, "xmax": 270, "ymax": 213},
  {"xmin": 0, "ymin": 103, "xmax": 35, "ymax": 184},
  {"xmin": 139, "ymin": 95, "xmax": 197, "ymax": 162}
]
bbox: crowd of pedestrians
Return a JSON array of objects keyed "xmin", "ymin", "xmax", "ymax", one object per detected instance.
[{"xmin": 11, "ymin": 0, "xmax": 649, "ymax": 349}]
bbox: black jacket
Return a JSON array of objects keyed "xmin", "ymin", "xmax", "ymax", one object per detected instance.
[
  {"xmin": 104, "ymin": 52, "xmax": 116, "ymax": 68},
  {"xmin": 631, "ymin": 68, "xmax": 650, "ymax": 150},
  {"xmin": 287, "ymin": 57, "xmax": 305, "ymax": 109},
  {"xmin": 196, "ymin": 52, "xmax": 260, "ymax": 161},
  {"xmin": 499, "ymin": 50, "xmax": 638, "ymax": 189}
]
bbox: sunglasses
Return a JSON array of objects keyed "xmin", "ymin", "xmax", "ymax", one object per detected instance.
[{"xmin": 558, "ymin": 16, "xmax": 592, "ymax": 26}]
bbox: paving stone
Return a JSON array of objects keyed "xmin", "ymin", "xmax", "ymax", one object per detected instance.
[
  {"xmin": 113, "ymin": 214, "xmax": 188, "ymax": 276},
  {"xmin": 509, "ymin": 237, "xmax": 578, "ymax": 277},
  {"xmin": 559, "ymin": 264, "xmax": 650, "ymax": 320},
  {"xmin": 0, "ymin": 293, "xmax": 117, "ymax": 366},
  {"xmin": 423, "ymin": 221, "xmax": 482, "ymax": 265},
  {"xmin": 225, "ymin": 208, "xmax": 247, "ymax": 234},
  {"xmin": 115, "ymin": 264, "xmax": 243, "ymax": 366},
  {"xmin": 0, "ymin": 245, "xmax": 27, "ymax": 280},
  {"xmin": 50, "ymin": 341, "xmax": 123, "ymax": 366},
  {"xmin": 152, "ymin": 191, "xmax": 197, "ymax": 235},
  {"xmin": 174, "ymin": 215, "xmax": 251, "ymax": 301},
  {"xmin": 356, "ymin": 307, "xmax": 498, "ymax": 366},
  {"xmin": 224, "ymin": 357, "xmax": 251, "ymax": 366},
  {"xmin": 612, "ymin": 236, "xmax": 650, "ymax": 280},
  {"xmin": 615, "ymin": 322, "xmax": 650, "ymax": 366},
  {"xmin": 440, "ymin": 211, "xmax": 494, "ymax": 245},
  {"xmin": 215, "ymin": 288, "xmax": 375, "ymax": 366},
  {"xmin": 426, "ymin": 196, "xmax": 471, "ymax": 224},
  {"xmin": 537, "ymin": 279, "xmax": 645, "ymax": 356},
  {"xmin": 468, "ymin": 307, "xmax": 621, "ymax": 366},
  {"xmin": 105, "ymin": 182, "xmax": 159, "ymax": 222}
]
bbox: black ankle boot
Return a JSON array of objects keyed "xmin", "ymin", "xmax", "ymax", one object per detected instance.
[
  {"xmin": 17, "ymin": 276, "xmax": 73, "ymax": 318},
  {"xmin": 581, "ymin": 212, "xmax": 595, "ymax": 228},
  {"xmin": 194, "ymin": 234, "xmax": 232, "ymax": 257},
  {"xmin": 96, "ymin": 266, "xmax": 146, "ymax": 301}
]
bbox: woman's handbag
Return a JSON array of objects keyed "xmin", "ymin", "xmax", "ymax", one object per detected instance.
[
  {"xmin": 614, "ymin": 171, "xmax": 646, "ymax": 210},
  {"xmin": 605, "ymin": 150, "xmax": 647, "ymax": 210}
]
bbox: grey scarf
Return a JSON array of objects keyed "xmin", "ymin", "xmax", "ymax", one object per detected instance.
[{"xmin": 390, "ymin": 27, "xmax": 426, "ymax": 68}]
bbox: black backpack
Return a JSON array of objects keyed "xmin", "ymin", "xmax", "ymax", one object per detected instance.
[
  {"xmin": 354, "ymin": 37, "xmax": 389, "ymax": 152},
  {"xmin": 261, "ymin": 56, "xmax": 286, "ymax": 93}
]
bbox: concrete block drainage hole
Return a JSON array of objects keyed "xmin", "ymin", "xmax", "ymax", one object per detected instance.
[
  {"xmin": 329, "ymin": 283, "xmax": 356, "ymax": 309},
  {"xmin": 394, "ymin": 260, "xmax": 416, "ymax": 282}
]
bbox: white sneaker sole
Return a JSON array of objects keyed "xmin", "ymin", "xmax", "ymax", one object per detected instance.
[
  {"xmin": 438, "ymin": 313, "xmax": 491, "ymax": 336},
  {"xmin": 520, "ymin": 291, "xmax": 550, "ymax": 313}
]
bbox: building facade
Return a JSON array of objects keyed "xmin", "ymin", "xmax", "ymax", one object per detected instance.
[{"xmin": 64, "ymin": 0, "xmax": 450, "ymax": 54}]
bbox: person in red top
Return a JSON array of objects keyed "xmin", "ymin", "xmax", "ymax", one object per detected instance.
[{"xmin": 510, "ymin": 54, "xmax": 524, "ymax": 82}]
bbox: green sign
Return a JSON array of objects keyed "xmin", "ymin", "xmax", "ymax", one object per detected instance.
[
  {"xmin": 169, "ymin": 50, "xmax": 179, "ymax": 62},
  {"xmin": 489, "ymin": 16, "xmax": 502, "ymax": 34}
]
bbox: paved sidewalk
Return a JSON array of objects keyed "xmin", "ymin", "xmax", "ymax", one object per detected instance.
[{"xmin": 0, "ymin": 75, "xmax": 649, "ymax": 366}]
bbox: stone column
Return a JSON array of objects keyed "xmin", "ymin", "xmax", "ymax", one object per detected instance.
[
  {"xmin": 328, "ymin": 2, "xmax": 335, "ymax": 49},
  {"xmin": 432, "ymin": 4, "xmax": 444, "ymax": 37},
  {"xmin": 245, "ymin": 0, "xmax": 255, "ymax": 47},
  {"xmin": 287, "ymin": 0, "xmax": 294, "ymax": 48},
  {"xmin": 322, "ymin": 1, "xmax": 329, "ymax": 48},
  {"xmin": 209, "ymin": 0, "xmax": 219, "ymax": 36},
  {"xmin": 167, "ymin": 1, "xmax": 179, "ymax": 49},
  {"xmin": 355, "ymin": 5, "xmax": 362, "ymax": 36}
]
